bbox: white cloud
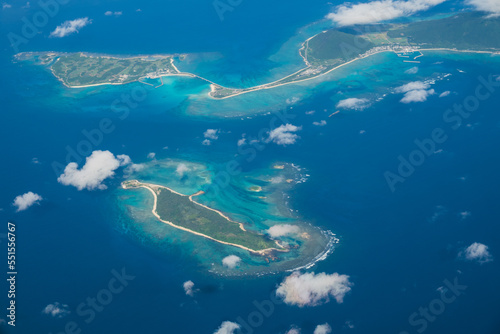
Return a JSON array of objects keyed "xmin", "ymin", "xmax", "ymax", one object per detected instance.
[
  {"xmin": 327, "ymin": 0, "xmax": 446, "ymax": 26},
  {"xmin": 222, "ymin": 255, "xmax": 241, "ymax": 269},
  {"xmin": 2, "ymin": 3, "xmax": 12, "ymax": 9},
  {"xmin": 237, "ymin": 138, "xmax": 246, "ymax": 146},
  {"xmin": 42, "ymin": 302, "xmax": 70, "ymax": 318},
  {"xmin": 405, "ymin": 66, "xmax": 419, "ymax": 74},
  {"xmin": 124, "ymin": 163, "xmax": 145, "ymax": 175},
  {"xmin": 147, "ymin": 152, "xmax": 156, "ymax": 159},
  {"xmin": 395, "ymin": 81, "xmax": 435, "ymax": 103},
  {"xmin": 276, "ymin": 271, "xmax": 353, "ymax": 307},
  {"xmin": 267, "ymin": 224, "xmax": 301, "ymax": 238},
  {"xmin": 336, "ymin": 98, "xmax": 370, "ymax": 110},
  {"xmin": 395, "ymin": 81, "xmax": 431, "ymax": 93},
  {"xmin": 313, "ymin": 120, "xmax": 327, "ymax": 126},
  {"xmin": 183, "ymin": 280, "xmax": 196, "ymax": 296},
  {"xmin": 214, "ymin": 321, "xmax": 240, "ymax": 334},
  {"xmin": 314, "ymin": 323, "xmax": 332, "ymax": 334},
  {"xmin": 466, "ymin": 0, "xmax": 500, "ymax": 16},
  {"xmin": 13, "ymin": 192, "xmax": 42, "ymax": 212},
  {"xmin": 176, "ymin": 163, "xmax": 189, "ymax": 177},
  {"xmin": 286, "ymin": 327, "xmax": 301, "ymax": 334},
  {"xmin": 202, "ymin": 139, "xmax": 211, "ymax": 146},
  {"xmin": 400, "ymin": 89, "xmax": 435, "ymax": 103},
  {"xmin": 462, "ymin": 242, "xmax": 493, "ymax": 264},
  {"xmin": 204, "ymin": 129, "xmax": 219, "ymax": 140},
  {"xmin": 459, "ymin": 211, "xmax": 471, "ymax": 220},
  {"xmin": 50, "ymin": 17, "xmax": 92, "ymax": 38},
  {"xmin": 105, "ymin": 11, "xmax": 123, "ymax": 16},
  {"xmin": 305, "ymin": 110, "xmax": 316, "ymax": 115},
  {"xmin": 439, "ymin": 91, "xmax": 451, "ymax": 98},
  {"xmin": 267, "ymin": 124, "xmax": 302, "ymax": 146},
  {"xmin": 57, "ymin": 150, "xmax": 133, "ymax": 191}
]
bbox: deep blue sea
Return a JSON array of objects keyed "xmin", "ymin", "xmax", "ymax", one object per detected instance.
[{"xmin": 0, "ymin": 0, "xmax": 499, "ymax": 333}]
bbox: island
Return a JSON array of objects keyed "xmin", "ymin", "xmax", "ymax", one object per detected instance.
[
  {"xmin": 16, "ymin": 12, "xmax": 500, "ymax": 98},
  {"xmin": 121, "ymin": 180, "xmax": 283, "ymax": 254}
]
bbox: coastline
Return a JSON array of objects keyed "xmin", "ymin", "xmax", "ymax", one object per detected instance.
[
  {"xmin": 122, "ymin": 180, "xmax": 283, "ymax": 255},
  {"xmin": 27, "ymin": 43, "xmax": 500, "ymax": 98}
]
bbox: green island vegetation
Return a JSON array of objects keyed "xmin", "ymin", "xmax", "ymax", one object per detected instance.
[
  {"xmin": 122, "ymin": 180, "xmax": 279, "ymax": 253},
  {"xmin": 387, "ymin": 12, "xmax": 500, "ymax": 50},
  {"xmin": 17, "ymin": 12, "xmax": 500, "ymax": 98},
  {"xmin": 17, "ymin": 52, "xmax": 180, "ymax": 87}
]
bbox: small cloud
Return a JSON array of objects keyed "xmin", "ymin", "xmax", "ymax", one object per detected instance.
[
  {"xmin": 314, "ymin": 323, "xmax": 332, "ymax": 334},
  {"xmin": 2, "ymin": 3, "xmax": 12, "ymax": 9},
  {"xmin": 13, "ymin": 192, "xmax": 42, "ymax": 212},
  {"xmin": 204, "ymin": 129, "xmax": 219, "ymax": 140},
  {"xmin": 395, "ymin": 81, "xmax": 435, "ymax": 103},
  {"xmin": 22, "ymin": 1, "xmax": 30, "ymax": 8},
  {"xmin": 313, "ymin": 120, "xmax": 327, "ymax": 126},
  {"xmin": 459, "ymin": 211, "xmax": 471, "ymax": 220},
  {"xmin": 183, "ymin": 280, "xmax": 197, "ymax": 297},
  {"xmin": 147, "ymin": 152, "xmax": 156, "ymax": 159},
  {"xmin": 267, "ymin": 124, "xmax": 302, "ymax": 146},
  {"xmin": 124, "ymin": 163, "xmax": 145, "ymax": 176},
  {"xmin": 439, "ymin": 91, "xmax": 451, "ymax": 98},
  {"xmin": 42, "ymin": 302, "xmax": 70, "ymax": 318},
  {"xmin": 136, "ymin": 8, "xmax": 142, "ymax": 12},
  {"xmin": 57, "ymin": 150, "xmax": 133, "ymax": 191},
  {"xmin": 214, "ymin": 321, "xmax": 240, "ymax": 334},
  {"xmin": 305, "ymin": 110, "xmax": 316, "ymax": 115},
  {"xmin": 400, "ymin": 89, "xmax": 435, "ymax": 103},
  {"xmin": 405, "ymin": 66, "xmax": 419, "ymax": 74},
  {"xmin": 50, "ymin": 17, "xmax": 92, "ymax": 38},
  {"xmin": 395, "ymin": 81, "xmax": 431, "ymax": 93},
  {"xmin": 286, "ymin": 326, "xmax": 301, "ymax": 334},
  {"xmin": 176, "ymin": 163, "xmax": 189, "ymax": 177},
  {"xmin": 105, "ymin": 11, "xmax": 122, "ymax": 16},
  {"xmin": 336, "ymin": 98, "xmax": 370, "ymax": 110},
  {"xmin": 202, "ymin": 139, "xmax": 211, "ymax": 146},
  {"xmin": 267, "ymin": 224, "xmax": 300, "ymax": 238},
  {"xmin": 222, "ymin": 255, "xmax": 241, "ymax": 269},
  {"xmin": 327, "ymin": 0, "xmax": 446, "ymax": 27},
  {"xmin": 31, "ymin": 157, "xmax": 40, "ymax": 164},
  {"xmin": 237, "ymin": 137, "xmax": 246, "ymax": 146},
  {"xmin": 276, "ymin": 271, "xmax": 353, "ymax": 307},
  {"xmin": 461, "ymin": 242, "xmax": 493, "ymax": 264}
]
